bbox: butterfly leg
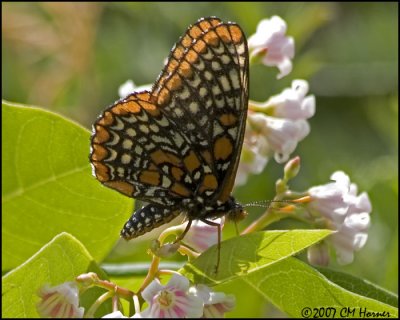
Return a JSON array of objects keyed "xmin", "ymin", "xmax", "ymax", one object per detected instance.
[
  {"xmin": 174, "ymin": 218, "xmax": 193, "ymax": 243},
  {"xmin": 200, "ymin": 218, "xmax": 222, "ymax": 274}
]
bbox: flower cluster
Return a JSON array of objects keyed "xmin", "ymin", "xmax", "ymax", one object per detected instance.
[
  {"xmin": 306, "ymin": 171, "xmax": 372, "ymax": 265},
  {"xmin": 36, "ymin": 274, "xmax": 235, "ymax": 318},
  {"xmin": 139, "ymin": 274, "xmax": 235, "ymax": 318},
  {"xmin": 236, "ymin": 80, "xmax": 315, "ymax": 186}
]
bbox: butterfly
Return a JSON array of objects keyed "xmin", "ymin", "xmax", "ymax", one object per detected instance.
[{"xmin": 90, "ymin": 17, "xmax": 249, "ymax": 250}]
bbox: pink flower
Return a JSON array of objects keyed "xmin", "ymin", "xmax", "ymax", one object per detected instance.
[
  {"xmin": 264, "ymin": 80, "xmax": 315, "ymax": 120},
  {"xmin": 330, "ymin": 187, "xmax": 371, "ymax": 265},
  {"xmin": 306, "ymin": 171, "xmax": 372, "ymax": 265},
  {"xmin": 236, "ymin": 80, "xmax": 315, "ymax": 186},
  {"xmin": 307, "ymin": 171, "xmax": 351, "ymax": 224},
  {"xmin": 248, "ymin": 16, "xmax": 295, "ymax": 79},
  {"xmin": 182, "ymin": 218, "xmax": 224, "ymax": 252},
  {"xmin": 190, "ymin": 284, "xmax": 235, "ymax": 318},
  {"xmin": 140, "ymin": 274, "xmax": 204, "ymax": 318},
  {"xmin": 247, "ymin": 112, "xmax": 310, "ymax": 163},
  {"xmin": 36, "ymin": 281, "xmax": 84, "ymax": 318}
]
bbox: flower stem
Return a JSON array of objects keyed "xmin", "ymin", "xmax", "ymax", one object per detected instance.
[
  {"xmin": 138, "ymin": 256, "xmax": 160, "ymax": 294},
  {"xmin": 85, "ymin": 291, "xmax": 113, "ymax": 318}
]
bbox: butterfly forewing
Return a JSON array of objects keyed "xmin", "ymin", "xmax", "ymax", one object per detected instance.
[{"xmin": 90, "ymin": 17, "xmax": 249, "ymax": 239}]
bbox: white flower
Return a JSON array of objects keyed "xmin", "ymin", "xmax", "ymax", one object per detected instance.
[
  {"xmin": 307, "ymin": 171, "xmax": 351, "ymax": 224},
  {"xmin": 236, "ymin": 80, "xmax": 315, "ymax": 185},
  {"xmin": 118, "ymin": 80, "xmax": 152, "ymax": 98},
  {"xmin": 307, "ymin": 171, "xmax": 372, "ymax": 265},
  {"xmin": 140, "ymin": 274, "xmax": 204, "ymax": 318},
  {"xmin": 36, "ymin": 281, "xmax": 84, "ymax": 318},
  {"xmin": 265, "ymin": 80, "xmax": 315, "ymax": 120},
  {"xmin": 248, "ymin": 16, "xmax": 295, "ymax": 79},
  {"xmin": 183, "ymin": 218, "xmax": 224, "ymax": 252},
  {"xmin": 330, "ymin": 190, "xmax": 371, "ymax": 265},
  {"xmin": 190, "ymin": 284, "xmax": 235, "ymax": 318},
  {"xmin": 247, "ymin": 112, "xmax": 310, "ymax": 163}
]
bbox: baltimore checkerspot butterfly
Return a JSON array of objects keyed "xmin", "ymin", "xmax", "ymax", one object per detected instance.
[{"xmin": 90, "ymin": 17, "xmax": 249, "ymax": 250}]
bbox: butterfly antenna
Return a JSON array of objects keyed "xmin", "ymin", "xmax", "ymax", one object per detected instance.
[{"xmin": 243, "ymin": 199, "xmax": 295, "ymax": 208}]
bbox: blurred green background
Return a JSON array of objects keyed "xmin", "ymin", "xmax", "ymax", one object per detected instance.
[{"xmin": 2, "ymin": 0, "xmax": 398, "ymax": 314}]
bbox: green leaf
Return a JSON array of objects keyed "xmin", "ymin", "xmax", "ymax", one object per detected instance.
[
  {"xmin": 2, "ymin": 101, "xmax": 133, "ymax": 271},
  {"xmin": 2, "ymin": 232, "xmax": 111, "ymax": 318},
  {"xmin": 181, "ymin": 229, "xmax": 333, "ymax": 285},
  {"xmin": 242, "ymin": 257, "xmax": 398, "ymax": 318},
  {"xmin": 316, "ymin": 267, "xmax": 398, "ymax": 308}
]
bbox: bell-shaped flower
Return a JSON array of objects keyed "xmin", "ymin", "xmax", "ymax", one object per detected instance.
[
  {"xmin": 140, "ymin": 274, "xmax": 204, "ymax": 318},
  {"xmin": 36, "ymin": 281, "xmax": 84, "ymax": 318},
  {"xmin": 248, "ymin": 16, "xmax": 295, "ymax": 79}
]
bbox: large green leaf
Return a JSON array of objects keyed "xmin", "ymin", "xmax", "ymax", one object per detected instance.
[
  {"xmin": 242, "ymin": 257, "xmax": 398, "ymax": 317},
  {"xmin": 181, "ymin": 229, "xmax": 333, "ymax": 285},
  {"xmin": 2, "ymin": 232, "xmax": 111, "ymax": 318},
  {"xmin": 2, "ymin": 101, "xmax": 133, "ymax": 271},
  {"xmin": 316, "ymin": 267, "xmax": 398, "ymax": 308}
]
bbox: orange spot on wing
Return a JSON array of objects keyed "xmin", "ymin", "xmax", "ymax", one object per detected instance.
[
  {"xmin": 199, "ymin": 20, "xmax": 212, "ymax": 31},
  {"xmin": 173, "ymin": 45, "xmax": 185, "ymax": 60},
  {"xmin": 189, "ymin": 25, "xmax": 202, "ymax": 39},
  {"xmin": 139, "ymin": 101, "xmax": 156, "ymax": 111},
  {"xmin": 181, "ymin": 34, "xmax": 192, "ymax": 47},
  {"xmin": 113, "ymin": 101, "xmax": 140, "ymax": 114},
  {"xmin": 199, "ymin": 174, "xmax": 218, "ymax": 193},
  {"xmin": 151, "ymin": 149, "xmax": 181, "ymax": 166},
  {"xmin": 167, "ymin": 59, "xmax": 179, "ymax": 74},
  {"xmin": 166, "ymin": 74, "xmax": 182, "ymax": 91},
  {"xmin": 214, "ymin": 136, "xmax": 233, "ymax": 160},
  {"xmin": 215, "ymin": 25, "xmax": 232, "ymax": 43},
  {"xmin": 209, "ymin": 18, "xmax": 221, "ymax": 27},
  {"xmin": 93, "ymin": 126, "xmax": 110, "ymax": 143},
  {"xmin": 229, "ymin": 25, "xmax": 243, "ymax": 44},
  {"xmin": 98, "ymin": 111, "xmax": 114, "ymax": 126},
  {"xmin": 185, "ymin": 49, "xmax": 198, "ymax": 64},
  {"xmin": 91, "ymin": 144, "xmax": 108, "ymax": 161},
  {"xmin": 171, "ymin": 166, "xmax": 185, "ymax": 181},
  {"xmin": 104, "ymin": 181, "xmax": 134, "ymax": 196},
  {"xmin": 136, "ymin": 92, "xmax": 151, "ymax": 101},
  {"xmin": 178, "ymin": 60, "xmax": 193, "ymax": 78},
  {"xmin": 203, "ymin": 31, "xmax": 219, "ymax": 46},
  {"xmin": 183, "ymin": 150, "xmax": 201, "ymax": 173},
  {"xmin": 193, "ymin": 40, "xmax": 207, "ymax": 53},
  {"xmin": 140, "ymin": 170, "xmax": 161, "ymax": 186},
  {"xmin": 171, "ymin": 182, "xmax": 191, "ymax": 197},
  {"xmin": 219, "ymin": 113, "xmax": 237, "ymax": 126},
  {"xmin": 92, "ymin": 162, "xmax": 109, "ymax": 182},
  {"xmin": 157, "ymin": 88, "xmax": 171, "ymax": 106}
]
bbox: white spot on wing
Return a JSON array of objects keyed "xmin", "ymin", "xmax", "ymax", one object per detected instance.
[
  {"xmin": 123, "ymin": 139, "xmax": 133, "ymax": 149},
  {"xmin": 213, "ymin": 121, "xmax": 224, "ymax": 137},
  {"xmin": 121, "ymin": 154, "xmax": 132, "ymax": 164}
]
